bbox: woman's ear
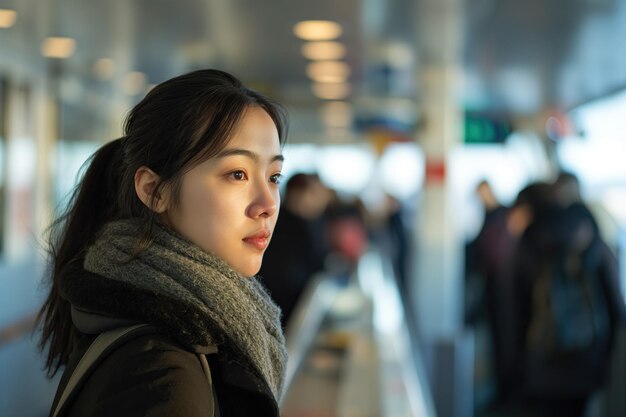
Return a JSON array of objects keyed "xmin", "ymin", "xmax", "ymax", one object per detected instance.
[{"xmin": 134, "ymin": 166, "xmax": 168, "ymax": 213}]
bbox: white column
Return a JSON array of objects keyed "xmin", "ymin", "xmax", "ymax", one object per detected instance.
[
  {"xmin": 413, "ymin": 0, "xmax": 464, "ymax": 348},
  {"xmin": 411, "ymin": 1, "xmax": 473, "ymax": 416}
]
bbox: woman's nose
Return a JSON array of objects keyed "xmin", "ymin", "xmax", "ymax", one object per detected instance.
[{"xmin": 247, "ymin": 181, "xmax": 278, "ymax": 218}]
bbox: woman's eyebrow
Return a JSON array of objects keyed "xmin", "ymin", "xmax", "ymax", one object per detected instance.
[{"xmin": 216, "ymin": 148, "xmax": 284, "ymax": 162}]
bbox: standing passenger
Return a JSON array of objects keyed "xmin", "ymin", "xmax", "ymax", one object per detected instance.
[
  {"xmin": 259, "ymin": 173, "xmax": 331, "ymax": 328},
  {"xmin": 514, "ymin": 198, "xmax": 624, "ymax": 416},
  {"xmin": 37, "ymin": 69, "xmax": 288, "ymax": 417}
]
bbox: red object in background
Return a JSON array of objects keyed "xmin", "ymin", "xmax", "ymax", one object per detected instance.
[
  {"xmin": 328, "ymin": 217, "xmax": 368, "ymax": 264},
  {"xmin": 425, "ymin": 158, "xmax": 446, "ymax": 184}
]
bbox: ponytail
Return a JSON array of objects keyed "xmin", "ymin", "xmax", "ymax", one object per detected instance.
[{"xmin": 37, "ymin": 137, "xmax": 124, "ymax": 375}]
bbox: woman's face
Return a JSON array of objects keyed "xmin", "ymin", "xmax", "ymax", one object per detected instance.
[{"xmin": 166, "ymin": 106, "xmax": 283, "ymax": 277}]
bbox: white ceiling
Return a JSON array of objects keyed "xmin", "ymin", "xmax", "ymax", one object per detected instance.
[{"xmin": 2, "ymin": 0, "xmax": 626, "ymax": 141}]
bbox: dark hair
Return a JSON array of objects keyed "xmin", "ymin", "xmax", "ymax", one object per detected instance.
[
  {"xmin": 285, "ymin": 173, "xmax": 315, "ymax": 194},
  {"xmin": 37, "ymin": 69, "xmax": 288, "ymax": 375},
  {"xmin": 514, "ymin": 181, "xmax": 555, "ymax": 210}
]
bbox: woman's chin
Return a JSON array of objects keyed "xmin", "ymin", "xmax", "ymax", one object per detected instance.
[{"xmin": 232, "ymin": 261, "xmax": 262, "ymax": 278}]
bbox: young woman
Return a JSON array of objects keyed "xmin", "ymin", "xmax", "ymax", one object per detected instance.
[{"xmin": 37, "ymin": 69, "xmax": 288, "ymax": 416}]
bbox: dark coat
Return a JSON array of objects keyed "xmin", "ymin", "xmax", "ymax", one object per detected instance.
[
  {"xmin": 50, "ymin": 262, "xmax": 281, "ymax": 417},
  {"xmin": 259, "ymin": 207, "xmax": 329, "ymax": 326},
  {"xmin": 50, "ymin": 329, "xmax": 279, "ymax": 417},
  {"xmin": 513, "ymin": 203, "xmax": 626, "ymax": 399}
]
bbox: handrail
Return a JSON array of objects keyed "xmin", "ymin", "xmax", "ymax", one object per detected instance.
[
  {"xmin": 357, "ymin": 250, "xmax": 438, "ymax": 417},
  {"xmin": 280, "ymin": 272, "xmax": 343, "ymax": 402},
  {"xmin": 278, "ymin": 249, "xmax": 437, "ymax": 417}
]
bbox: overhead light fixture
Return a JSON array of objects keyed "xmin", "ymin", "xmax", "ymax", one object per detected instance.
[
  {"xmin": 301, "ymin": 41, "xmax": 346, "ymax": 61},
  {"xmin": 323, "ymin": 100, "xmax": 352, "ymax": 112},
  {"xmin": 293, "ymin": 20, "xmax": 342, "ymax": 41},
  {"xmin": 93, "ymin": 58, "xmax": 116, "ymax": 80},
  {"xmin": 41, "ymin": 37, "xmax": 76, "ymax": 58},
  {"xmin": 312, "ymin": 82, "xmax": 351, "ymax": 100},
  {"xmin": 121, "ymin": 71, "xmax": 147, "ymax": 95},
  {"xmin": 306, "ymin": 61, "xmax": 350, "ymax": 83},
  {"xmin": 0, "ymin": 8, "xmax": 17, "ymax": 28},
  {"xmin": 326, "ymin": 126, "xmax": 351, "ymax": 138},
  {"xmin": 321, "ymin": 101, "xmax": 353, "ymax": 128}
]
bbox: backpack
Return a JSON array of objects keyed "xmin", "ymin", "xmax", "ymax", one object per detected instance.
[
  {"xmin": 524, "ymin": 248, "xmax": 612, "ymax": 396},
  {"xmin": 50, "ymin": 324, "xmax": 219, "ymax": 417},
  {"xmin": 527, "ymin": 254, "xmax": 610, "ymax": 359}
]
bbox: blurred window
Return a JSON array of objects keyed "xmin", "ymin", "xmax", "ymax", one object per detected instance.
[
  {"xmin": 53, "ymin": 141, "xmax": 99, "ymax": 212},
  {"xmin": 564, "ymin": 89, "xmax": 626, "ymax": 227}
]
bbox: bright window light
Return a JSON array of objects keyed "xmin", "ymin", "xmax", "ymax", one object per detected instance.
[
  {"xmin": 451, "ymin": 137, "xmax": 546, "ymax": 240},
  {"xmin": 318, "ymin": 145, "xmax": 375, "ymax": 193},
  {"xmin": 281, "ymin": 144, "xmax": 320, "ymax": 183},
  {"xmin": 378, "ymin": 143, "xmax": 424, "ymax": 200}
]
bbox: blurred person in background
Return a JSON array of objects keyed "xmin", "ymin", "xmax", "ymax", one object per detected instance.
[
  {"xmin": 37, "ymin": 69, "xmax": 288, "ymax": 417},
  {"xmin": 553, "ymin": 170, "xmax": 583, "ymax": 207},
  {"xmin": 259, "ymin": 172, "xmax": 332, "ymax": 328},
  {"xmin": 376, "ymin": 193, "xmax": 410, "ymax": 296},
  {"xmin": 553, "ymin": 170, "xmax": 620, "ymax": 253},
  {"xmin": 512, "ymin": 182, "xmax": 625, "ymax": 416},
  {"xmin": 324, "ymin": 191, "xmax": 370, "ymax": 271},
  {"xmin": 466, "ymin": 180, "xmax": 554, "ymax": 410},
  {"xmin": 465, "ymin": 179, "xmax": 510, "ymax": 326},
  {"xmin": 465, "ymin": 179, "xmax": 509, "ymax": 299}
]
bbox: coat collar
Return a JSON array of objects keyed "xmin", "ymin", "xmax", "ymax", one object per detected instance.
[{"xmin": 61, "ymin": 259, "xmax": 220, "ymax": 355}]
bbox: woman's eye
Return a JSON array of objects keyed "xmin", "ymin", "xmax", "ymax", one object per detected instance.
[
  {"xmin": 229, "ymin": 171, "xmax": 247, "ymax": 181},
  {"xmin": 269, "ymin": 173, "xmax": 283, "ymax": 184}
]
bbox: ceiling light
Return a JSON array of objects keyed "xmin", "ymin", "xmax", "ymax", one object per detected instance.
[
  {"xmin": 93, "ymin": 58, "xmax": 116, "ymax": 80},
  {"xmin": 121, "ymin": 71, "xmax": 147, "ymax": 95},
  {"xmin": 306, "ymin": 61, "xmax": 350, "ymax": 83},
  {"xmin": 321, "ymin": 101, "xmax": 353, "ymax": 128},
  {"xmin": 0, "ymin": 9, "xmax": 16, "ymax": 28},
  {"xmin": 41, "ymin": 37, "xmax": 76, "ymax": 58},
  {"xmin": 293, "ymin": 20, "xmax": 342, "ymax": 41},
  {"xmin": 323, "ymin": 100, "xmax": 352, "ymax": 112},
  {"xmin": 301, "ymin": 41, "xmax": 346, "ymax": 60},
  {"xmin": 312, "ymin": 82, "xmax": 351, "ymax": 100},
  {"xmin": 326, "ymin": 127, "xmax": 351, "ymax": 138}
]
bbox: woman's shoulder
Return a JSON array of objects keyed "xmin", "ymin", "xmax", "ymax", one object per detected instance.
[{"xmin": 68, "ymin": 331, "xmax": 215, "ymax": 417}]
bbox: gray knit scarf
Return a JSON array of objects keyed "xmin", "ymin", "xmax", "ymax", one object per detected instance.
[{"xmin": 83, "ymin": 218, "xmax": 287, "ymax": 400}]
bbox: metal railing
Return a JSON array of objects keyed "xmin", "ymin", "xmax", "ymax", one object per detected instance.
[
  {"xmin": 281, "ymin": 272, "xmax": 344, "ymax": 400},
  {"xmin": 280, "ymin": 249, "xmax": 437, "ymax": 417},
  {"xmin": 357, "ymin": 250, "xmax": 437, "ymax": 417}
]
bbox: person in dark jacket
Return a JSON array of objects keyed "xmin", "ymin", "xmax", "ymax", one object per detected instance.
[
  {"xmin": 259, "ymin": 172, "xmax": 331, "ymax": 328},
  {"xmin": 513, "ymin": 201, "xmax": 625, "ymax": 416},
  {"xmin": 37, "ymin": 69, "xmax": 289, "ymax": 417}
]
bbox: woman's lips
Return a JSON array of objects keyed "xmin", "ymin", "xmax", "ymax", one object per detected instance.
[{"xmin": 243, "ymin": 231, "xmax": 271, "ymax": 250}]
